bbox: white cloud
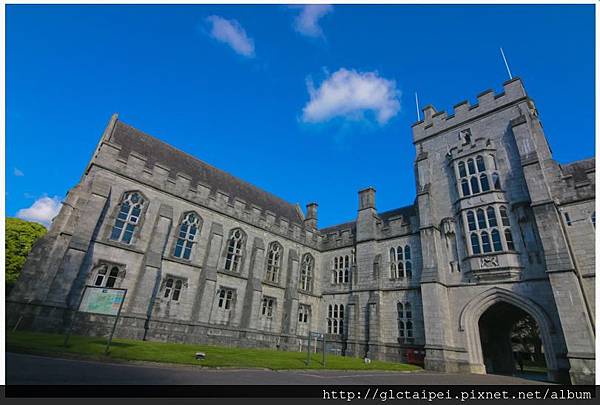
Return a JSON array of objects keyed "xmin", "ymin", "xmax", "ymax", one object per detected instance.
[
  {"xmin": 301, "ymin": 68, "xmax": 401, "ymax": 125},
  {"xmin": 14, "ymin": 167, "xmax": 24, "ymax": 177},
  {"xmin": 206, "ymin": 15, "xmax": 255, "ymax": 57},
  {"xmin": 16, "ymin": 196, "xmax": 62, "ymax": 228},
  {"xmin": 292, "ymin": 5, "xmax": 333, "ymax": 38}
]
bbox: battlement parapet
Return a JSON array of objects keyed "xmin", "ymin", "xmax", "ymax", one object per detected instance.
[{"xmin": 412, "ymin": 78, "xmax": 528, "ymax": 143}]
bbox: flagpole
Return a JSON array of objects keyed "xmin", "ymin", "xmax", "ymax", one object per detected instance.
[
  {"xmin": 500, "ymin": 47, "xmax": 513, "ymax": 80},
  {"xmin": 415, "ymin": 92, "xmax": 421, "ymax": 121}
]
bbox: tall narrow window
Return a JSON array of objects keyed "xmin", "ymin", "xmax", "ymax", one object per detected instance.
[
  {"xmin": 491, "ymin": 229, "xmax": 502, "ymax": 252},
  {"xmin": 110, "ymin": 192, "xmax": 145, "ymax": 244},
  {"xmin": 461, "ymin": 179, "xmax": 471, "ymax": 197},
  {"xmin": 327, "ymin": 304, "xmax": 344, "ymax": 334},
  {"xmin": 398, "ymin": 301, "xmax": 414, "ymax": 344},
  {"xmin": 500, "ymin": 206, "xmax": 510, "ymax": 226},
  {"xmin": 470, "ymin": 176, "xmax": 480, "ymax": 194},
  {"xmin": 299, "ymin": 254, "xmax": 314, "ymax": 292},
  {"xmin": 261, "ymin": 297, "xmax": 275, "ymax": 317},
  {"xmin": 172, "ymin": 280, "xmax": 183, "ymax": 301},
  {"xmin": 174, "ymin": 212, "xmax": 201, "ymax": 260},
  {"xmin": 504, "ymin": 229, "xmax": 515, "ymax": 250},
  {"xmin": 476, "ymin": 155, "xmax": 486, "ymax": 172},
  {"xmin": 470, "ymin": 233, "xmax": 481, "ymax": 254},
  {"xmin": 477, "ymin": 209, "xmax": 487, "ymax": 229},
  {"xmin": 224, "ymin": 229, "xmax": 244, "ymax": 272},
  {"xmin": 298, "ymin": 304, "xmax": 310, "ymax": 323},
  {"xmin": 492, "ymin": 172, "xmax": 502, "ymax": 190},
  {"xmin": 458, "ymin": 161, "xmax": 467, "ymax": 178},
  {"xmin": 480, "ymin": 173, "xmax": 490, "ymax": 192},
  {"xmin": 481, "ymin": 231, "xmax": 492, "ymax": 253},
  {"xmin": 390, "ymin": 247, "xmax": 398, "ymax": 279},
  {"xmin": 265, "ymin": 243, "xmax": 282, "ymax": 283},
  {"xmin": 467, "ymin": 211, "xmax": 477, "ymax": 231},
  {"xmin": 486, "ymin": 207, "xmax": 498, "ymax": 227},
  {"xmin": 467, "ymin": 158, "xmax": 476, "ymax": 175},
  {"xmin": 390, "ymin": 245, "xmax": 412, "ymax": 279}
]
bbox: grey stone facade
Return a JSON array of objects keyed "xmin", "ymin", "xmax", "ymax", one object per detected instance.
[{"xmin": 7, "ymin": 78, "xmax": 595, "ymax": 384}]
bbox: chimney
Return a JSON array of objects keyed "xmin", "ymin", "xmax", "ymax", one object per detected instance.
[
  {"xmin": 304, "ymin": 202, "xmax": 318, "ymax": 229},
  {"xmin": 358, "ymin": 187, "xmax": 376, "ymax": 211}
]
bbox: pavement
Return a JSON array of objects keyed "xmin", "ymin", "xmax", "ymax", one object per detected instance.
[{"xmin": 6, "ymin": 352, "xmax": 551, "ymax": 385}]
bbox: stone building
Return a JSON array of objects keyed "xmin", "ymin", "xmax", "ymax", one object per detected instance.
[{"xmin": 8, "ymin": 78, "xmax": 595, "ymax": 384}]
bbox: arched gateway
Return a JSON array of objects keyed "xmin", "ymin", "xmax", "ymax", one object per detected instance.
[{"xmin": 459, "ymin": 287, "xmax": 561, "ymax": 382}]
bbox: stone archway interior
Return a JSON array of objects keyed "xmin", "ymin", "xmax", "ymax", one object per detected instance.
[{"xmin": 478, "ymin": 301, "xmax": 545, "ymax": 376}]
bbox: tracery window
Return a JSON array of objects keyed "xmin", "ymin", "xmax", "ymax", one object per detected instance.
[
  {"xmin": 217, "ymin": 288, "xmax": 234, "ymax": 309},
  {"xmin": 174, "ymin": 212, "xmax": 201, "ymax": 260},
  {"xmin": 224, "ymin": 229, "xmax": 244, "ymax": 272},
  {"xmin": 163, "ymin": 277, "xmax": 183, "ymax": 301},
  {"xmin": 327, "ymin": 304, "xmax": 344, "ymax": 335},
  {"xmin": 265, "ymin": 242, "xmax": 282, "ymax": 284},
  {"xmin": 455, "ymin": 155, "xmax": 501, "ymax": 197},
  {"xmin": 261, "ymin": 297, "xmax": 275, "ymax": 318},
  {"xmin": 299, "ymin": 254, "xmax": 314, "ymax": 292},
  {"xmin": 298, "ymin": 304, "xmax": 310, "ymax": 324},
  {"xmin": 389, "ymin": 245, "xmax": 412, "ymax": 279},
  {"xmin": 464, "ymin": 205, "xmax": 516, "ymax": 255},
  {"xmin": 110, "ymin": 191, "xmax": 145, "ymax": 244}
]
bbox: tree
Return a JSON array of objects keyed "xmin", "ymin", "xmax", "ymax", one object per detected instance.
[
  {"xmin": 5, "ymin": 217, "xmax": 47, "ymax": 293},
  {"xmin": 511, "ymin": 314, "xmax": 543, "ymax": 363}
]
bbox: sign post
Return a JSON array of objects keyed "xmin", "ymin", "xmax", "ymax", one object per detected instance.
[{"xmin": 63, "ymin": 286, "xmax": 127, "ymax": 355}]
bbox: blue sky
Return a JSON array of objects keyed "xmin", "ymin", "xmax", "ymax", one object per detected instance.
[{"xmin": 6, "ymin": 4, "xmax": 595, "ymax": 228}]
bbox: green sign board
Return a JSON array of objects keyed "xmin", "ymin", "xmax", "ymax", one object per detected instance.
[{"xmin": 79, "ymin": 287, "xmax": 126, "ymax": 316}]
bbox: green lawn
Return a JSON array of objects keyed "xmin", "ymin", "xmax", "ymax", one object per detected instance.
[{"xmin": 6, "ymin": 331, "xmax": 422, "ymax": 372}]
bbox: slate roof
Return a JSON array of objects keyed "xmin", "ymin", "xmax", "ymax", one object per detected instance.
[
  {"xmin": 107, "ymin": 120, "xmax": 305, "ymax": 225},
  {"xmin": 561, "ymin": 158, "xmax": 595, "ymax": 183},
  {"xmin": 318, "ymin": 204, "xmax": 416, "ymax": 234}
]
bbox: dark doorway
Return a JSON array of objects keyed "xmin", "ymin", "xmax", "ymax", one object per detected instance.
[{"xmin": 478, "ymin": 302, "xmax": 547, "ymax": 380}]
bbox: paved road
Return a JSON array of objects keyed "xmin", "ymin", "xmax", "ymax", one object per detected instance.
[{"xmin": 6, "ymin": 352, "xmax": 549, "ymax": 385}]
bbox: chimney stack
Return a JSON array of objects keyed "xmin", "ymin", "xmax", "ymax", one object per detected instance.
[
  {"xmin": 358, "ymin": 187, "xmax": 376, "ymax": 211},
  {"xmin": 304, "ymin": 202, "xmax": 318, "ymax": 229}
]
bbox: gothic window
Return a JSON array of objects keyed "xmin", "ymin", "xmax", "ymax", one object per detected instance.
[
  {"xmin": 491, "ymin": 229, "xmax": 502, "ymax": 252},
  {"xmin": 461, "ymin": 179, "xmax": 470, "ymax": 197},
  {"xmin": 505, "ymin": 229, "xmax": 515, "ymax": 251},
  {"xmin": 467, "ymin": 211, "xmax": 477, "ymax": 231},
  {"xmin": 480, "ymin": 174, "xmax": 490, "ymax": 192},
  {"xmin": 327, "ymin": 304, "xmax": 344, "ymax": 334},
  {"xmin": 470, "ymin": 233, "xmax": 481, "ymax": 254},
  {"xmin": 174, "ymin": 212, "xmax": 201, "ymax": 260},
  {"xmin": 492, "ymin": 172, "xmax": 502, "ymax": 190},
  {"xmin": 458, "ymin": 161, "xmax": 467, "ymax": 178},
  {"xmin": 390, "ymin": 245, "xmax": 412, "ymax": 280},
  {"xmin": 224, "ymin": 229, "xmax": 244, "ymax": 272},
  {"xmin": 398, "ymin": 302, "xmax": 414, "ymax": 344},
  {"xmin": 476, "ymin": 155, "xmax": 486, "ymax": 172},
  {"xmin": 110, "ymin": 191, "xmax": 145, "ymax": 244},
  {"xmin": 265, "ymin": 242, "xmax": 282, "ymax": 284},
  {"xmin": 94, "ymin": 265, "xmax": 120, "ymax": 288},
  {"xmin": 298, "ymin": 304, "xmax": 310, "ymax": 324},
  {"xmin": 162, "ymin": 277, "xmax": 184, "ymax": 302},
  {"xmin": 467, "ymin": 158, "xmax": 476, "ymax": 175},
  {"xmin": 217, "ymin": 288, "xmax": 234, "ymax": 309},
  {"xmin": 470, "ymin": 176, "xmax": 480, "ymax": 194},
  {"xmin": 465, "ymin": 206, "xmax": 515, "ymax": 255},
  {"xmin": 261, "ymin": 297, "xmax": 275, "ymax": 318},
  {"xmin": 299, "ymin": 254, "xmax": 314, "ymax": 292},
  {"xmin": 331, "ymin": 254, "xmax": 351, "ymax": 284}
]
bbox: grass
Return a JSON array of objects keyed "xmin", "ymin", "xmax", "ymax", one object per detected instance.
[{"xmin": 6, "ymin": 331, "xmax": 422, "ymax": 372}]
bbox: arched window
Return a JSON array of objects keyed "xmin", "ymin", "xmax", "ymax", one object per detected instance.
[
  {"xmin": 481, "ymin": 231, "xmax": 492, "ymax": 253},
  {"xmin": 467, "ymin": 211, "xmax": 477, "ymax": 231},
  {"xmin": 458, "ymin": 161, "xmax": 467, "ymax": 178},
  {"xmin": 476, "ymin": 155, "xmax": 486, "ymax": 172},
  {"xmin": 492, "ymin": 172, "xmax": 502, "ymax": 190},
  {"xmin": 390, "ymin": 244, "xmax": 412, "ymax": 279},
  {"xmin": 397, "ymin": 302, "xmax": 404, "ymax": 318},
  {"xmin": 344, "ymin": 268, "xmax": 349, "ymax": 283},
  {"xmin": 344, "ymin": 255, "xmax": 349, "ymax": 268},
  {"xmin": 163, "ymin": 278, "xmax": 183, "ymax": 301},
  {"xmin": 486, "ymin": 207, "xmax": 498, "ymax": 227},
  {"xmin": 174, "ymin": 212, "xmax": 201, "ymax": 260},
  {"xmin": 470, "ymin": 176, "xmax": 480, "ymax": 194},
  {"xmin": 405, "ymin": 303, "xmax": 412, "ymax": 319},
  {"xmin": 404, "ymin": 245, "xmax": 411, "ymax": 260},
  {"xmin": 405, "ymin": 261, "xmax": 412, "ymax": 278},
  {"xmin": 467, "ymin": 158, "xmax": 476, "ymax": 175},
  {"xmin": 504, "ymin": 229, "xmax": 515, "ymax": 250},
  {"xmin": 477, "ymin": 209, "xmax": 487, "ymax": 229},
  {"xmin": 500, "ymin": 206, "xmax": 510, "ymax": 226},
  {"xmin": 491, "ymin": 229, "xmax": 502, "ymax": 252},
  {"xmin": 461, "ymin": 179, "xmax": 470, "ymax": 197},
  {"xmin": 110, "ymin": 191, "xmax": 145, "ymax": 244},
  {"xmin": 299, "ymin": 254, "xmax": 314, "ymax": 292},
  {"xmin": 480, "ymin": 173, "xmax": 490, "ymax": 192},
  {"xmin": 470, "ymin": 233, "xmax": 481, "ymax": 254},
  {"xmin": 265, "ymin": 242, "xmax": 282, "ymax": 283},
  {"xmin": 164, "ymin": 278, "xmax": 173, "ymax": 298},
  {"xmin": 224, "ymin": 229, "xmax": 244, "ymax": 272},
  {"xmin": 173, "ymin": 280, "xmax": 183, "ymax": 301},
  {"xmin": 337, "ymin": 270, "xmax": 343, "ymax": 284},
  {"xmin": 398, "ymin": 301, "xmax": 413, "ymax": 343}
]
